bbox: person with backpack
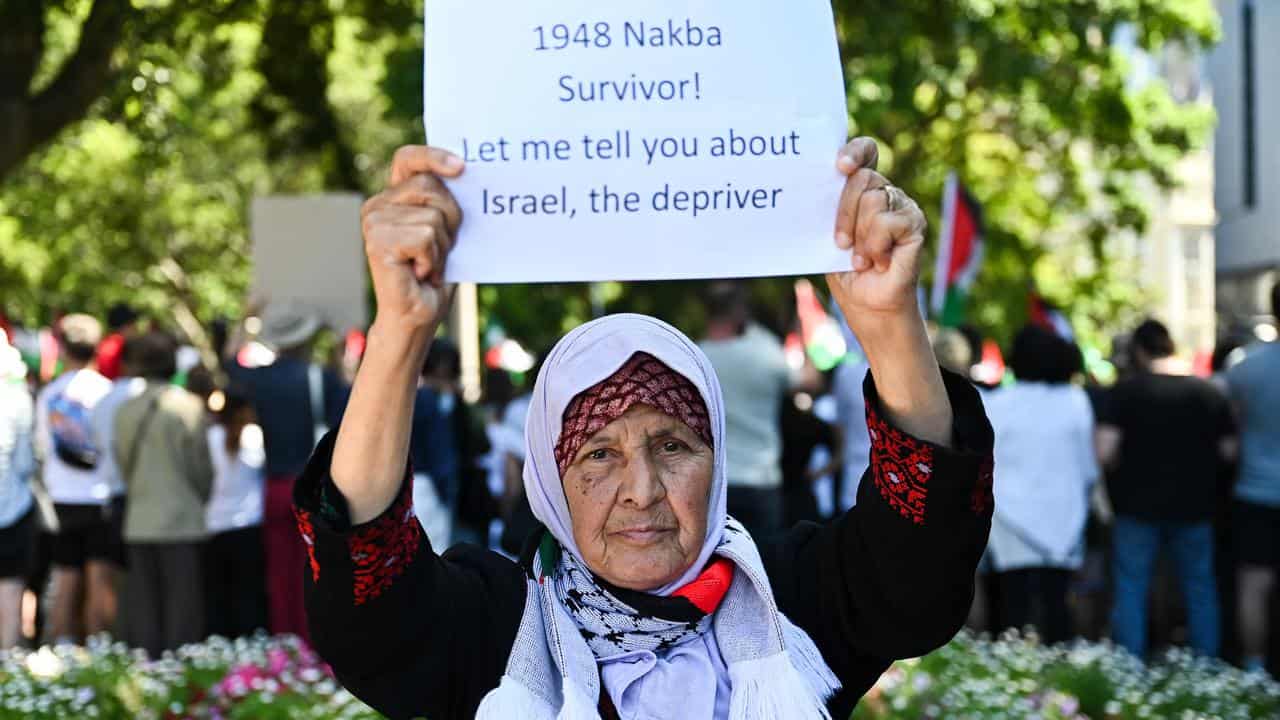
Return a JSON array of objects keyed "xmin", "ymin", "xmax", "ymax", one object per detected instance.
[
  {"xmin": 33, "ymin": 314, "xmax": 120, "ymax": 643},
  {"xmin": 113, "ymin": 330, "xmax": 214, "ymax": 656}
]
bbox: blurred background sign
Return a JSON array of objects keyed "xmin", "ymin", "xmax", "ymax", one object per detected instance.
[{"xmin": 250, "ymin": 195, "xmax": 368, "ymax": 333}]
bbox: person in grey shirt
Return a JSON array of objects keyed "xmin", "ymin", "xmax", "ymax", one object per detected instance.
[
  {"xmin": 698, "ymin": 281, "xmax": 790, "ymax": 537},
  {"xmin": 113, "ymin": 330, "xmax": 214, "ymax": 657},
  {"xmin": 1224, "ymin": 281, "xmax": 1280, "ymax": 673}
]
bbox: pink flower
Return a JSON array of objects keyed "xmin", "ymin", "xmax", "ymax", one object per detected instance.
[
  {"xmin": 295, "ymin": 642, "xmax": 320, "ymax": 668},
  {"xmin": 267, "ymin": 648, "xmax": 291, "ymax": 676},
  {"xmin": 217, "ymin": 664, "xmax": 266, "ymax": 697}
]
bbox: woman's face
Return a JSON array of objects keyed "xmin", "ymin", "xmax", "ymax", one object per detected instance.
[{"xmin": 561, "ymin": 403, "xmax": 713, "ymax": 591}]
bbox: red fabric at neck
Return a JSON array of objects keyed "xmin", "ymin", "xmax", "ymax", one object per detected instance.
[{"xmin": 671, "ymin": 557, "xmax": 734, "ymax": 614}]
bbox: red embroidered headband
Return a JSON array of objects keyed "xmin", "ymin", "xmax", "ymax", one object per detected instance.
[{"xmin": 554, "ymin": 352, "xmax": 713, "ymax": 475}]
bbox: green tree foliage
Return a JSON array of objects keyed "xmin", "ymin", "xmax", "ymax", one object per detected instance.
[
  {"xmin": 829, "ymin": 0, "xmax": 1217, "ymax": 348},
  {"xmin": 0, "ymin": 1, "xmax": 408, "ymax": 338},
  {"xmin": 1, "ymin": 0, "xmax": 1218, "ymax": 358}
]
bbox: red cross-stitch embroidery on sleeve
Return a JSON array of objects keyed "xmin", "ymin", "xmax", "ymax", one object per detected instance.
[
  {"xmin": 972, "ymin": 455, "xmax": 994, "ymax": 516},
  {"xmin": 866, "ymin": 405, "xmax": 935, "ymax": 525},
  {"xmin": 293, "ymin": 507, "xmax": 321, "ymax": 583},
  {"xmin": 347, "ymin": 483, "xmax": 422, "ymax": 606}
]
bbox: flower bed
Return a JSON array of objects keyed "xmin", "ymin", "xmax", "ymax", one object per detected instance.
[
  {"xmin": 1, "ymin": 631, "xmax": 1277, "ymax": 719},
  {"xmin": 0, "ymin": 635, "xmax": 380, "ymax": 720},
  {"xmin": 854, "ymin": 631, "xmax": 1280, "ymax": 720}
]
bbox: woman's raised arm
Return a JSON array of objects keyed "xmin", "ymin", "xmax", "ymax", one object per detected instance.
[
  {"xmin": 331, "ymin": 146, "xmax": 465, "ymax": 523},
  {"xmin": 824, "ymin": 138, "xmax": 952, "ymax": 447}
]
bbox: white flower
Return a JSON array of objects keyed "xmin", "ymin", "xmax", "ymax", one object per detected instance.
[{"xmin": 25, "ymin": 646, "xmax": 64, "ymax": 679}]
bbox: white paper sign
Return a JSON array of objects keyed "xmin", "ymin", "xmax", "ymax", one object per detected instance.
[{"xmin": 424, "ymin": 0, "xmax": 849, "ymax": 283}]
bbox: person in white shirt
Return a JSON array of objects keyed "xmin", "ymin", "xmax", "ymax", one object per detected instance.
[
  {"xmin": 829, "ymin": 307, "xmax": 874, "ymax": 513},
  {"xmin": 832, "ymin": 356, "xmax": 870, "ymax": 511},
  {"xmin": 203, "ymin": 384, "xmax": 268, "ymax": 638},
  {"xmin": 983, "ymin": 326, "xmax": 1098, "ymax": 644},
  {"xmin": 33, "ymin": 314, "xmax": 120, "ymax": 643},
  {"xmin": 698, "ymin": 282, "xmax": 791, "ymax": 537},
  {"xmin": 0, "ymin": 333, "xmax": 36, "ymax": 649},
  {"xmin": 496, "ymin": 392, "xmax": 535, "ymax": 555},
  {"xmin": 479, "ymin": 367, "xmax": 517, "ymax": 553},
  {"xmin": 91, "ymin": 377, "xmax": 146, "ymax": 505}
]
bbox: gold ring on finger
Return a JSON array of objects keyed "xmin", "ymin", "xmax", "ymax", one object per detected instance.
[{"xmin": 881, "ymin": 184, "xmax": 909, "ymax": 213}]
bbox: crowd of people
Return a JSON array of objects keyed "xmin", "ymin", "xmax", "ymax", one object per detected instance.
[
  {"xmin": 0, "ymin": 279, "xmax": 1276, "ymax": 678},
  {"xmin": 0, "ymin": 297, "xmax": 537, "ymax": 658},
  {"xmin": 655, "ymin": 280, "xmax": 1280, "ymax": 677},
  {"xmin": 972, "ymin": 286, "xmax": 1279, "ymax": 676}
]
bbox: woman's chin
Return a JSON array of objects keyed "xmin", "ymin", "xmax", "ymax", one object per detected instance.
[{"xmin": 600, "ymin": 551, "xmax": 691, "ymax": 592}]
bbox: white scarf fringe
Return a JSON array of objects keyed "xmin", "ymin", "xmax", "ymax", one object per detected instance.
[
  {"xmin": 557, "ymin": 681, "xmax": 602, "ymax": 720},
  {"xmin": 782, "ymin": 618, "xmax": 842, "ymax": 702},
  {"xmin": 727, "ymin": 652, "xmax": 832, "ymax": 720}
]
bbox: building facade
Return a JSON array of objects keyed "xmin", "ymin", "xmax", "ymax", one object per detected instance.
[
  {"xmin": 1210, "ymin": 0, "xmax": 1279, "ymax": 334},
  {"xmin": 1104, "ymin": 25, "xmax": 1218, "ymax": 357}
]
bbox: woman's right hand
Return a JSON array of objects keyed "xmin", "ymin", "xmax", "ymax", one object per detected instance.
[
  {"xmin": 361, "ymin": 145, "xmax": 465, "ymax": 334},
  {"xmin": 333, "ymin": 146, "xmax": 464, "ymax": 524}
]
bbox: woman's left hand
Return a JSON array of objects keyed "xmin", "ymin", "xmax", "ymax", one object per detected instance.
[{"xmin": 824, "ymin": 137, "xmax": 928, "ymax": 322}]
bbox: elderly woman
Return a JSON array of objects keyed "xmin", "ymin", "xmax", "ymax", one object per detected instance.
[{"xmin": 293, "ymin": 139, "xmax": 993, "ymax": 720}]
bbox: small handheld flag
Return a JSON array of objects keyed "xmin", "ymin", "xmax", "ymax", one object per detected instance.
[{"xmin": 930, "ymin": 172, "xmax": 985, "ymax": 327}]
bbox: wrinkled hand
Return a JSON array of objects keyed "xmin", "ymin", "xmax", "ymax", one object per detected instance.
[
  {"xmin": 361, "ymin": 145, "xmax": 465, "ymax": 331},
  {"xmin": 824, "ymin": 138, "xmax": 927, "ymax": 320}
]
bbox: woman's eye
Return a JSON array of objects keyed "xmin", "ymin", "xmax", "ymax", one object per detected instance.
[
  {"xmin": 660, "ymin": 441, "xmax": 684, "ymax": 454},
  {"xmin": 588, "ymin": 448, "xmax": 610, "ymax": 461}
]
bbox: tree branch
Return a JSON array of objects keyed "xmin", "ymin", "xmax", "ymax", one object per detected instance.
[
  {"xmin": 0, "ymin": 2, "xmax": 44, "ymax": 100},
  {"xmin": 156, "ymin": 255, "xmax": 220, "ymax": 374},
  {"xmin": 0, "ymin": 0, "xmax": 130, "ymax": 180}
]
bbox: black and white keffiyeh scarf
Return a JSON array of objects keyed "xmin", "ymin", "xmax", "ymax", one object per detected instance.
[
  {"xmin": 555, "ymin": 548, "xmax": 714, "ymax": 657},
  {"xmin": 476, "ymin": 516, "xmax": 841, "ymax": 720}
]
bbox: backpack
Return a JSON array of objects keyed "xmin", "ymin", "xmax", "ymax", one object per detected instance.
[{"xmin": 47, "ymin": 381, "xmax": 101, "ymax": 471}]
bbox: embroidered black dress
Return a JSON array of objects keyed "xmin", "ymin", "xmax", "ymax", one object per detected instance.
[{"xmin": 293, "ymin": 371, "xmax": 994, "ymax": 720}]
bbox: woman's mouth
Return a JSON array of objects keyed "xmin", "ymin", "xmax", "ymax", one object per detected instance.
[{"xmin": 613, "ymin": 526, "xmax": 674, "ymax": 544}]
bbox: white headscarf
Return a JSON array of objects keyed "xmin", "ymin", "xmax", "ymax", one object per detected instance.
[{"xmin": 522, "ymin": 313, "xmax": 727, "ymax": 594}]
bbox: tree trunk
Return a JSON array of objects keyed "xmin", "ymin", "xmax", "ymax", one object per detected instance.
[{"xmin": 0, "ymin": 0, "xmax": 130, "ymax": 182}]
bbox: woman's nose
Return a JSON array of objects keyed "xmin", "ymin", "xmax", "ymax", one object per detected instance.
[{"xmin": 618, "ymin": 453, "xmax": 666, "ymax": 509}]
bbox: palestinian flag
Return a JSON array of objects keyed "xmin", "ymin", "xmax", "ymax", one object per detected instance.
[
  {"xmin": 929, "ymin": 173, "xmax": 985, "ymax": 327},
  {"xmin": 1028, "ymin": 292, "xmax": 1075, "ymax": 341}
]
